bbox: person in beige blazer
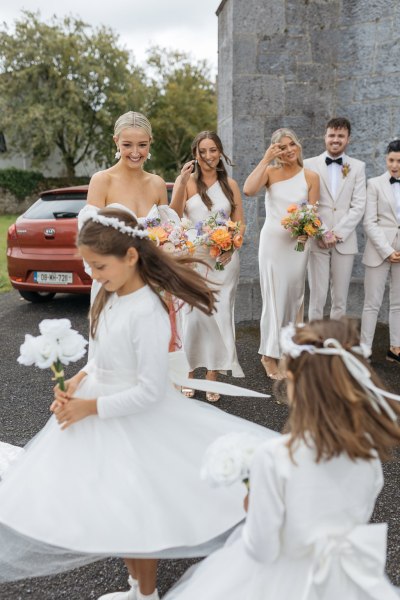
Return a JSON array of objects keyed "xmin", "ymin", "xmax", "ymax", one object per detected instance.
[
  {"xmin": 361, "ymin": 139, "xmax": 400, "ymax": 360},
  {"xmin": 304, "ymin": 117, "xmax": 366, "ymax": 320}
]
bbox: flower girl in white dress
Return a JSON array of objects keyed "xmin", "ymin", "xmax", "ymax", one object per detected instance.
[
  {"xmin": 164, "ymin": 319, "xmax": 400, "ymax": 600},
  {"xmin": 0, "ymin": 207, "xmax": 276, "ymax": 600}
]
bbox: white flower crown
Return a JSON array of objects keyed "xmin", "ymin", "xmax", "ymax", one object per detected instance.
[
  {"xmin": 80, "ymin": 205, "xmax": 149, "ymax": 239},
  {"xmin": 280, "ymin": 323, "xmax": 400, "ymax": 422}
]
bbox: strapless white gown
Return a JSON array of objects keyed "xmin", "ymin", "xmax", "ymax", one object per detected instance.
[
  {"xmin": 259, "ymin": 170, "xmax": 309, "ymax": 358},
  {"xmin": 0, "ymin": 442, "xmax": 23, "ymax": 479},
  {"xmin": 182, "ymin": 182, "xmax": 244, "ymax": 377}
]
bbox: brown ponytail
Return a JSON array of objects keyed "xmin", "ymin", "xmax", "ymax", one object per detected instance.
[{"xmin": 78, "ymin": 208, "xmax": 217, "ymax": 338}]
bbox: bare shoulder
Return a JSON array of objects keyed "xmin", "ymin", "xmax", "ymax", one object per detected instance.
[
  {"xmin": 266, "ymin": 165, "xmax": 283, "ymax": 184},
  {"xmin": 304, "ymin": 168, "xmax": 319, "ymax": 184},
  {"xmin": 148, "ymin": 172, "xmax": 167, "ymax": 190},
  {"xmin": 227, "ymin": 176, "xmax": 240, "ymax": 192},
  {"xmin": 87, "ymin": 169, "xmax": 112, "ymax": 206},
  {"xmin": 89, "ymin": 169, "xmax": 112, "ymax": 185}
]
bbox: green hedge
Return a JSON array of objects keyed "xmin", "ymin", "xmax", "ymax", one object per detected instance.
[{"xmin": 0, "ymin": 168, "xmax": 90, "ymax": 200}]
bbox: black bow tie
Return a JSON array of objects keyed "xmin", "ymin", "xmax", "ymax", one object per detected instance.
[
  {"xmin": 325, "ymin": 156, "xmax": 343, "ymax": 166},
  {"xmin": 390, "ymin": 176, "xmax": 400, "ymax": 184}
]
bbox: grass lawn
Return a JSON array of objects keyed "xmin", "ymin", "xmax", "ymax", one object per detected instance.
[{"xmin": 0, "ymin": 214, "xmax": 19, "ymax": 293}]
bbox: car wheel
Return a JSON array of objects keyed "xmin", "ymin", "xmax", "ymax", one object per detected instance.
[{"xmin": 18, "ymin": 291, "xmax": 56, "ymax": 303}]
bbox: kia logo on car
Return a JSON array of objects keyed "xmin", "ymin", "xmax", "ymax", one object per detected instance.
[{"xmin": 44, "ymin": 228, "xmax": 56, "ymax": 236}]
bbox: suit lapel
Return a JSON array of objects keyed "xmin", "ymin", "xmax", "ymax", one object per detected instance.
[
  {"xmin": 316, "ymin": 155, "xmax": 334, "ymax": 201},
  {"xmin": 334, "ymin": 155, "xmax": 349, "ymax": 201},
  {"xmin": 381, "ymin": 172, "xmax": 398, "ymax": 220}
]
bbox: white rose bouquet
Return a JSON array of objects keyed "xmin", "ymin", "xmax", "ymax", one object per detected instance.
[
  {"xmin": 18, "ymin": 319, "xmax": 88, "ymax": 391},
  {"xmin": 200, "ymin": 431, "xmax": 266, "ymax": 490}
]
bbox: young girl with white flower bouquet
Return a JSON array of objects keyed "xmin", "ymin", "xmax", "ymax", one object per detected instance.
[
  {"xmin": 0, "ymin": 207, "xmax": 277, "ymax": 600},
  {"xmin": 164, "ymin": 319, "xmax": 400, "ymax": 600}
]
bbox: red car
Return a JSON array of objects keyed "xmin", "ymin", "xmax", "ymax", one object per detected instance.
[{"xmin": 7, "ymin": 183, "xmax": 174, "ymax": 303}]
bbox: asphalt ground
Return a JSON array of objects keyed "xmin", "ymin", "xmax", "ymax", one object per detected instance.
[{"xmin": 0, "ymin": 289, "xmax": 398, "ymax": 599}]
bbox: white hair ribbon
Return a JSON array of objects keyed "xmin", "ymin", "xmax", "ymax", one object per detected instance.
[{"xmin": 281, "ymin": 323, "xmax": 399, "ymax": 422}]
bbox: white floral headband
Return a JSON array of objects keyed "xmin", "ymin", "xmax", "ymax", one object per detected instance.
[
  {"xmin": 280, "ymin": 323, "xmax": 400, "ymax": 422},
  {"xmin": 79, "ymin": 205, "xmax": 149, "ymax": 239}
]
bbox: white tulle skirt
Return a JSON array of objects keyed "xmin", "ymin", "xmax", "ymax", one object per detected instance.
[{"xmin": 0, "ymin": 374, "xmax": 276, "ymax": 581}]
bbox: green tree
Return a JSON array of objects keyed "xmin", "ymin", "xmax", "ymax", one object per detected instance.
[
  {"xmin": 145, "ymin": 48, "xmax": 217, "ymax": 181},
  {"xmin": 0, "ymin": 11, "xmax": 146, "ymax": 176}
]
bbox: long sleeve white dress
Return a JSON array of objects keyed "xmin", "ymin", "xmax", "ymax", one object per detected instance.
[
  {"xmin": 182, "ymin": 182, "xmax": 244, "ymax": 376},
  {"xmin": 165, "ymin": 435, "xmax": 398, "ymax": 600},
  {"xmin": 0, "ymin": 285, "xmax": 276, "ymax": 582},
  {"xmin": 259, "ymin": 170, "xmax": 309, "ymax": 358}
]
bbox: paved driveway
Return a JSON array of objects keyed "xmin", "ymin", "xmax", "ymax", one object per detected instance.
[{"xmin": 0, "ymin": 290, "xmax": 398, "ymax": 598}]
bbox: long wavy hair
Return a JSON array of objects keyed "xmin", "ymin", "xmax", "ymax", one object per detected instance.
[
  {"xmin": 282, "ymin": 319, "xmax": 400, "ymax": 462},
  {"xmin": 191, "ymin": 131, "xmax": 235, "ymax": 212},
  {"xmin": 78, "ymin": 208, "xmax": 217, "ymax": 338}
]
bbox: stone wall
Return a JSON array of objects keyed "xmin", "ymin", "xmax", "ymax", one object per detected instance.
[{"xmin": 217, "ymin": 0, "xmax": 400, "ymax": 323}]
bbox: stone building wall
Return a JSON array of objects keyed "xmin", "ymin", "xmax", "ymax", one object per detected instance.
[{"xmin": 217, "ymin": 0, "xmax": 400, "ymax": 323}]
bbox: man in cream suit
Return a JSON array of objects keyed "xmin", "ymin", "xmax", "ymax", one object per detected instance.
[
  {"xmin": 361, "ymin": 139, "xmax": 400, "ymax": 359},
  {"xmin": 304, "ymin": 117, "xmax": 366, "ymax": 320}
]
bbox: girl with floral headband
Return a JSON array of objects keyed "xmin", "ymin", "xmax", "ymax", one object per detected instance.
[
  {"xmin": 164, "ymin": 318, "xmax": 400, "ymax": 600},
  {"xmin": 0, "ymin": 207, "xmax": 277, "ymax": 600}
]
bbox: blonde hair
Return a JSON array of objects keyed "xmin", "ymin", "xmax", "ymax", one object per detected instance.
[
  {"xmin": 114, "ymin": 111, "xmax": 152, "ymax": 140},
  {"xmin": 282, "ymin": 319, "xmax": 400, "ymax": 463},
  {"xmin": 78, "ymin": 208, "xmax": 216, "ymax": 338},
  {"xmin": 270, "ymin": 128, "xmax": 303, "ymax": 167}
]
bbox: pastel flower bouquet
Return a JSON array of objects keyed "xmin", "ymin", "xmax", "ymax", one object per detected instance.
[
  {"xmin": 18, "ymin": 319, "xmax": 87, "ymax": 391},
  {"xmin": 281, "ymin": 202, "xmax": 324, "ymax": 251},
  {"xmin": 195, "ymin": 211, "xmax": 243, "ymax": 270},
  {"xmin": 143, "ymin": 217, "xmax": 196, "ymax": 255},
  {"xmin": 200, "ymin": 431, "xmax": 267, "ymax": 490}
]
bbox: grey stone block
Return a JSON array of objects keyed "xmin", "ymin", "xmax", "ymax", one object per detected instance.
[
  {"xmin": 233, "ymin": 75, "xmax": 284, "ymax": 116},
  {"xmin": 233, "ymin": 0, "xmax": 285, "ymax": 35},
  {"xmin": 340, "ymin": 0, "xmax": 394, "ymax": 25},
  {"xmin": 353, "ymin": 76, "xmax": 397, "ymax": 103},
  {"xmin": 233, "ymin": 34, "xmax": 258, "ymax": 75}
]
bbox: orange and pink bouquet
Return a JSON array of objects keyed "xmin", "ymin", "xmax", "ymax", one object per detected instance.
[
  {"xmin": 281, "ymin": 202, "xmax": 324, "ymax": 252},
  {"xmin": 144, "ymin": 217, "xmax": 195, "ymax": 255},
  {"xmin": 195, "ymin": 211, "xmax": 243, "ymax": 270}
]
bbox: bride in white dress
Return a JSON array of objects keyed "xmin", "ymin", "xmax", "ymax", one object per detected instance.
[
  {"xmin": 0, "ymin": 207, "xmax": 277, "ymax": 600},
  {"xmin": 244, "ymin": 128, "xmax": 320, "ymax": 380},
  {"xmin": 171, "ymin": 132, "xmax": 245, "ymax": 401},
  {"xmin": 86, "ymin": 110, "xmax": 168, "ymax": 219}
]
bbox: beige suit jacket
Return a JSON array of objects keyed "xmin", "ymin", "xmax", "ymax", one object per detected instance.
[
  {"xmin": 362, "ymin": 172, "xmax": 400, "ymax": 267},
  {"xmin": 303, "ymin": 153, "xmax": 366, "ymax": 254}
]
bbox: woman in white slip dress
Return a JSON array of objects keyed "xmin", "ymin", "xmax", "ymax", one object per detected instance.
[
  {"xmin": 164, "ymin": 319, "xmax": 400, "ymax": 600},
  {"xmin": 244, "ymin": 128, "xmax": 320, "ymax": 379},
  {"xmin": 171, "ymin": 131, "xmax": 245, "ymax": 402}
]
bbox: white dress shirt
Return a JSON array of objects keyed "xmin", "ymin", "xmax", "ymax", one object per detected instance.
[
  {"xmin": 324, "ymin": 151, "xmax": 344, "ymax": 199},
  {"xmin": 391, "ymin": 178, "xmax": 400, "ymax": 222}
]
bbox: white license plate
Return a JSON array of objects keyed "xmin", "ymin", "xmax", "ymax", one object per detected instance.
[{"xmin": 34, "ymin": 271, "xmax": 73, "ymax": 284}]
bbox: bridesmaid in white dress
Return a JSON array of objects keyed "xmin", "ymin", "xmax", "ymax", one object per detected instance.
[
  {"xmin": 244, "ymin": 128, "xmax": 320, "ymax": 379},
  {"xmin": 171, "ymin": 131, "xmax": 245, "ymax": 401}
]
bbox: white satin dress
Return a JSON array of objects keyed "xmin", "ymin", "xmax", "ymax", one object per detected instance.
[
  {"xmin": 182, "ymin": 182, "xmax": 244, "ymax": 377},
  {"xmin": 259, "ymin": 170, "xmax": 309, "ymax": 358},
  {"xmin": 0, "ymin": 285, "xmax": 276, "ymax": 582},
  {"xmin": 165, "ymin": 435, "xmax": 399, "ymax": 600}
]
